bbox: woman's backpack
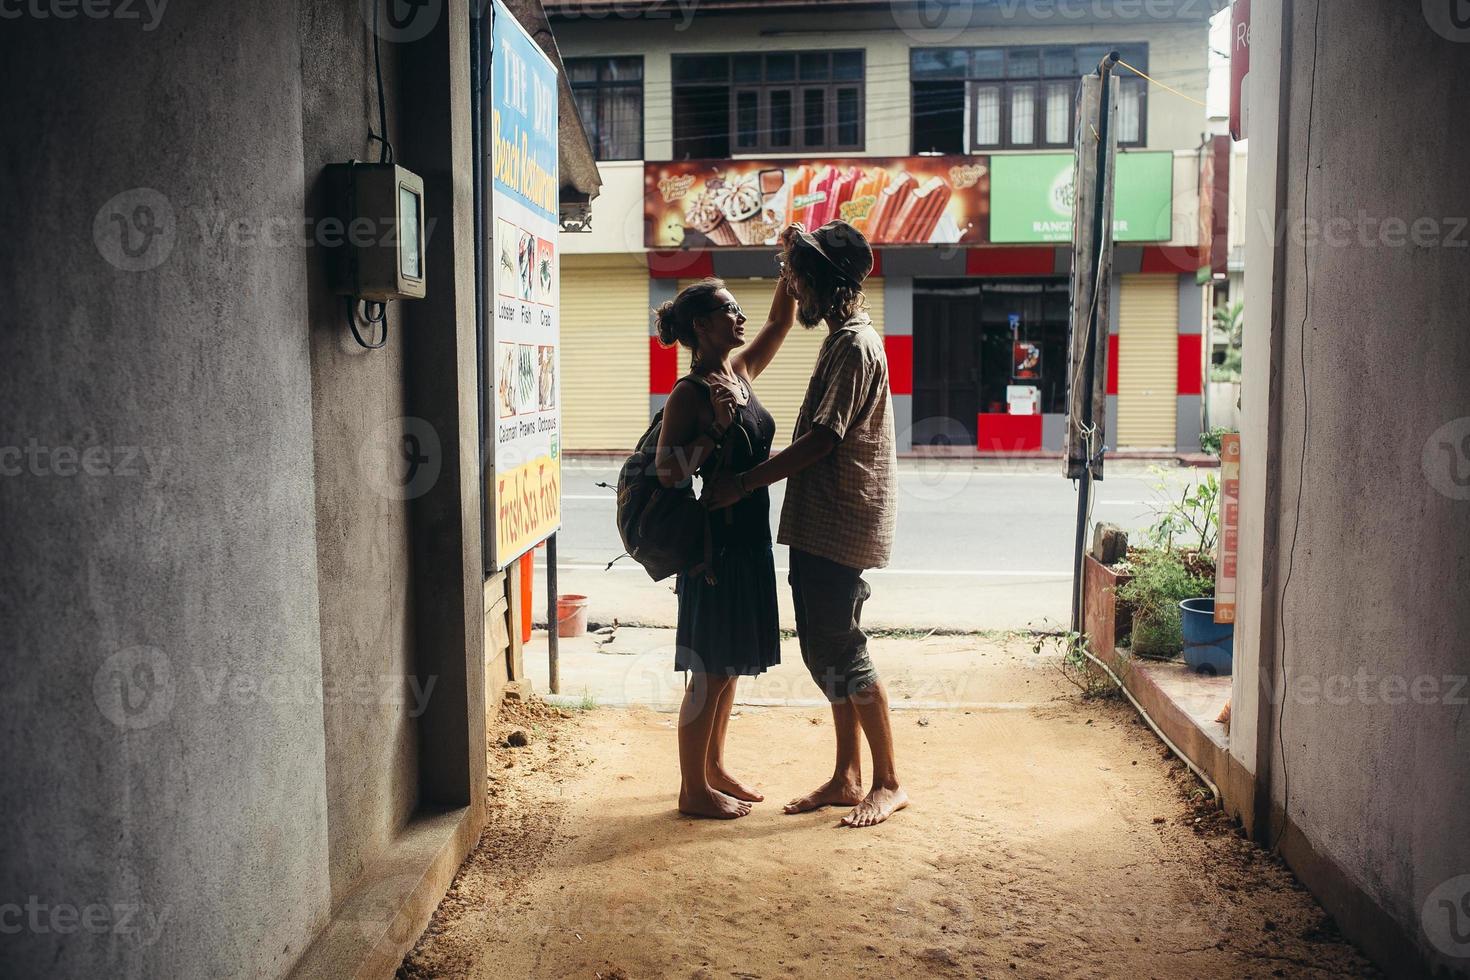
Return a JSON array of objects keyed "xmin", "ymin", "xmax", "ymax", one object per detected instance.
[{"xmin": 613, "ymin": 376, "xmax": 750, "ymax": 583}]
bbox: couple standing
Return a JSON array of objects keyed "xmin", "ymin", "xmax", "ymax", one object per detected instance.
[{"xmin": 651, "ymin": 220, "xmax": 907, "ymax": 827}]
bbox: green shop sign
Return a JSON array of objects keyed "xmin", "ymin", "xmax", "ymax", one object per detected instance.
[{"xmin": 988, "ymin": 152, "xmax": 1174, "ymax": 243}]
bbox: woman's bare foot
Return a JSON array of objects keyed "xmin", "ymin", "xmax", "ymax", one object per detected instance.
[
  {"xmin": 679, "ymin": 785, "xmax": 752, "ymax": 819},
  {"xmin": 782, "ymin": 776, "xmax": 864, "ymax": 814},
  {"xmin": 708, "ymin": 767, "xmax": 764, "ymax": 802},
  {"xmin": 840, "ymin": 785, "xmax": 909, "ymax": 827}
]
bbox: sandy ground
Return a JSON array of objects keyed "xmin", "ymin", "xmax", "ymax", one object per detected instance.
[{"xmin": 400, "ymin": 684, "xmax": 1377, "ymax": 978}]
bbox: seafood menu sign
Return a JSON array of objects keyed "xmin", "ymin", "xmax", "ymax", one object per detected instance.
[
  {"xmin": 490, "ymin": 0, "xmax": 560, "ymax": 569},
  {"xmin": 645, "ymin": 156, "xmax": 990, "ymax": 248}
]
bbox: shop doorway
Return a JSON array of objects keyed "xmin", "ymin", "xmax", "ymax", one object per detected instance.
[{"xmin": 912, "ymin": 278, "xmax": 1070, "ymax": 447}]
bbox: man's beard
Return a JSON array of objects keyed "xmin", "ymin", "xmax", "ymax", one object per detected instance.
[{"xmin": 795, "ymin": 293, "xmax": 825, "ymax": 328}]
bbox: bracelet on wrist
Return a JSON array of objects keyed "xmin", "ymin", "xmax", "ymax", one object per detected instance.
[{"xmin": 737, "ymin": 472, "xmax": 750, "ymax": 498}]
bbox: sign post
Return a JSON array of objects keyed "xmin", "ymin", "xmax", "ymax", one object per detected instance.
[
  {"xmin": 1230, "ymin": 0, "xmax": 1251, "ymax": 142},
  {"xmin": 488, "ymin": 0, "xmax": 561, "ymax": 571},
  {"xmin": 1066, "ymin": 55, "xmax": 1121, "ymax": 636}
]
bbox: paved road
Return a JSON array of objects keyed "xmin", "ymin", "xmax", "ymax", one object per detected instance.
[{"xmin": 533, "ymin": 456, "xmax": 1207, "ymax": 631}]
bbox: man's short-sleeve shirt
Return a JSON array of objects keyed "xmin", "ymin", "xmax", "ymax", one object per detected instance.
[{"xmin": 777, "ymin": 312, "xmax": 898, "ymax": 570}]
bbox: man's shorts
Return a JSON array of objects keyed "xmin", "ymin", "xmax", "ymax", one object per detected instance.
[{"xmin": 788, "ymin": 548, "xmax": 878, "ymax": 702}]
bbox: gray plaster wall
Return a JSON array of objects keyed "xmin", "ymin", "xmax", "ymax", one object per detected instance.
[
  {"xmin": 298, "ymin": 0, "xmax": 421, "ymax": 904},
  {"xmin": 0, "ymin": 1, "xmax": 441, "ymax": 975},
  {"xmin": 1265, "ymin": 1, "xmax": 1470, "ymax": 970},
  {"xmin": 0, "ymin": 3, "xmax": 332, "ymax": 978}
]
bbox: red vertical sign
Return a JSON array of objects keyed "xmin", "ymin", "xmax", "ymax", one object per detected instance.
[
  {"xmin": 1216, "ymin": 434, "xmax": 1241, "ymax": 623},
  {"xmin": 1229, "ymin": 0, "xmax": 1251, "ymax": 142}
]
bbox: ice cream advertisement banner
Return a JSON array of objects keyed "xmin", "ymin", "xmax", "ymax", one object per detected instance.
[
  {"xmin": 989, "ymin": 151, "xmax": 1174, "ymax": 244},
  {"xmin": 490, "ymin": 0, "xmax": 560, "ymax": 569},
  {"xmin": 645, "ymin": 156, "xmax": 990, "ymax": 248}
]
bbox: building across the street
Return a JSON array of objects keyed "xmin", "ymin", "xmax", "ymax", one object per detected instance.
[{"xmin": 549, "ymin": 0, "xmax": 1227, "ymax": 455}]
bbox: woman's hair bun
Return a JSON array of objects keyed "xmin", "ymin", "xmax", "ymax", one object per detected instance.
[{"xmin": 653, "ymin": 299, "xmax": 679, "ymax": 347}]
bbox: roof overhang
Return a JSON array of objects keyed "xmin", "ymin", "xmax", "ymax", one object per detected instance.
[{"xmin": 546, "ymin": 0, "xmax": 1227, "ymax": 21}]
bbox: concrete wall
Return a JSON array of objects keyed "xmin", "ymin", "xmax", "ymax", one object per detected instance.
[
  {"xmin": 299, "ymin": 0, "xmax": 423, "ymax": 904},
  {"xmin": 0, "ymin": 1, "xmax": 493, "ymax": 976},
  {"xmin": 1239, "ymin": 1, "xmax": 1470, "ymax": 972},
  {"xmin": 0, "ymin": 3, "xmax": 333, "ymax": 976}
]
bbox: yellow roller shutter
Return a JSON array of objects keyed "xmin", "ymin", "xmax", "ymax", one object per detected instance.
[
  {"xmin": 561, "ymin": 254, "xmax": 650, "ymax": 451},
  {"xmin": 680, "ymin": 278, "xmax": 884, "ymax": 449},
  {"xmin": 1116, "ymin": 274, "xmax": 1178, "ymax": 449}
]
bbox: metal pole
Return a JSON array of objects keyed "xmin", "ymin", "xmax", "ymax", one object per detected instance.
[
  {"xmin": 1071, "ymin": 52, "xmax": 1120, "ymax": 636},
  {"xmin": 546, "ymin": 533, "xmax": 560, "ymax": 694}
]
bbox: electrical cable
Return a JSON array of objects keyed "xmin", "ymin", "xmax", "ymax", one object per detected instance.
[
  {"xmin": 346, "ymin": 297, "xmax": 389, "ymax": 349},
  {"xmin": 1116, "ymin": 58, "xmax": 1208, "ymax": 108},
  {"xmin": 1273, "ymin": 0, "xmax": 1322, "ymax": 854},
  {"xmin": 369, "ymin": 0, "xmax": 395, "ymax": 165},
  {"xmin": 349, "ymin": 0, "xmax": 393, "ymax": 350}
]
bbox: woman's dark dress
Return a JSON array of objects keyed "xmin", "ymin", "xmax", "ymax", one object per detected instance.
[{"xmin": 674, "ymin": 377, "xmax": 780, "ymax": 677}]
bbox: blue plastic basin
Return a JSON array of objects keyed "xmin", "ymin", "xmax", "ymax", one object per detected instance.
[{"xmin": 1180, "ymin": 597, "xmax": 1234, "ymax": 676}]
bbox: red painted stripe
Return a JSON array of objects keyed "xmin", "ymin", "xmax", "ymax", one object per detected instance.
[
  {"xmin": 1139, "ymin": 246, "xmax": 1205, "ymax": 275},
  {"xmin": 884, "ymin": 335, "xmax": 913, "ymax": 395},
  {"xmin": 966, "ymin": 247, "xmax": 1057, "ymax": 277},
  {"xmin": 1177, "ymin": 333, "xmax": 1204, "ymax": 396},
  {"xmin": 1106, "ymin": 334, "xmax": 1119, "ymax": 396},
  {"xmin": 649, "ymin": 337, "xmax": 679, "ymax": 394},
  {"xmin": 977, "ymin": 413, "xmax": 1042, "ymax": 453},
  {"xmin": 648, "ymin": 250, "xmax": 714, "ymax": 279}
]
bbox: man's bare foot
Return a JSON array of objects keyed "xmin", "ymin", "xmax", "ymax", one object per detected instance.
[
  {"xmin": 678, "ymin": 786, "xmax": 752, "ymax": 819},
  {"xmin": 708, "ymin": 767, "xmax": 764, "ymax": 802},
  {"xmin": 840, "ymin": 785, "xmax": 909, "ymax": 827},
  {"xmin": 782, "ymin": 776, "xmax": 863, "ymax": 814}
]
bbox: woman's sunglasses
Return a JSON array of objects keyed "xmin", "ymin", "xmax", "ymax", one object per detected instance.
[{"xmin": 705, "ymin": 301, "xmax": 745, "ymax": 319}]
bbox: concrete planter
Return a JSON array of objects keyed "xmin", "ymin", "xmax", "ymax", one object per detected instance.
[{"xmin": 1083, "ymin": 555, "xmax": 1133, "ymax": 661}]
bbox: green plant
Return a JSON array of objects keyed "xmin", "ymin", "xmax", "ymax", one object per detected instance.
[
  {"xmin": 1145, "ymin": 471, "xmax": 1220, "ymax": 554},
  {"xmin": 1116, "ymin": 550, "xmax": 1213, "ymax": 658},
  {"xmin": 1030, "ymin": 628, "xmax": 1120, "ymax": 700},
  {"xmin": 1198, "ymin": 426, "xmax": 1233, "ymax": 458},
  {"xmin": 577, "ymin": 689, "xmax": 598, "ymax": 711},
  {"xmin": 1211, "ymin": 301, "xmax": 1244, "ymax": 382}
]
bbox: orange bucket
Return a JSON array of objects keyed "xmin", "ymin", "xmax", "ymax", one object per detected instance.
[{"xmin": 556, "ymin": 594, "xmax": 590, "ymax": 638}]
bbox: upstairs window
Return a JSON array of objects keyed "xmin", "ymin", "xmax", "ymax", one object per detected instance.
[
  {"xmin": 672, "ymin": 50, "xmax": 864, "ymax": 158},
  {"xmin": 911, "ymin": 44, "xmax": 1148, "ymax": 154},
  {"xmin": 567, "ymin": 56, "xmax": 644, "ymax": 161}
]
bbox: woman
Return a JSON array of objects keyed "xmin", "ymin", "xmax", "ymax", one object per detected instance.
[{"xmin": 653, "ymin": 262, "xmax": 798, "ymax": 820}]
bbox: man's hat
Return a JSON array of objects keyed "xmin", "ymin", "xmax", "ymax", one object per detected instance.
[{"xmin": 791, "ymin": 219, "xmax": 873, "ymax": 288}]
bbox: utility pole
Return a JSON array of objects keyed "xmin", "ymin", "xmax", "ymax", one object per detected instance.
[{"xmin": 1067, "ymin": 52, "xmax": 1121, "ymax": 636}]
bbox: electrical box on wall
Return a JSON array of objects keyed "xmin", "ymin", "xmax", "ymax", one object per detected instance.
[{"xmin": 322, "ymin": 162, "xmax": 427, "ymax": 301}]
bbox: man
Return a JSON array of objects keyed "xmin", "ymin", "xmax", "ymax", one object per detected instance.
[{"xmin": 704, "ymin": 220, "xmax": 906, "ymax": 827}]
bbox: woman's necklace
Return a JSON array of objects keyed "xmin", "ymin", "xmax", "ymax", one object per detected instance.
[{"xmin": 694, "ymin": 361, "xmax": 749, "ymax": 404}]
